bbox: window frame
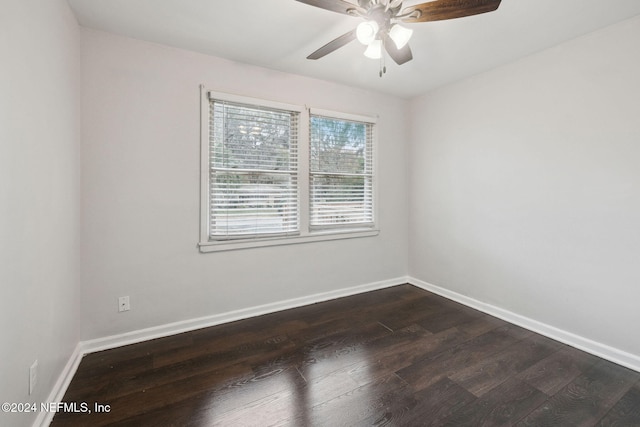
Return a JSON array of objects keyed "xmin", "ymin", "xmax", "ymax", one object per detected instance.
[
  {"xmin": 309, "ymin": 108, "xmax": 375, "ymax": 231},
  {"xmin": 207, "ymin": 96, "xmax": 301, "ymax": 240},
  {"xmin": 199, "ymin": 88, "xmax": 379, "ymax": 253}
]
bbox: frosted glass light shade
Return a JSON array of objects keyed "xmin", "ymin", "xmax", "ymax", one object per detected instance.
[
  {"xmin": 389, "ymin": 24, "xmax": 413, "ymax": 49},
  {"xmin": 356, "ymin": 21, "xmax": 379, "ymax": 45},
  {"xmin": 364, "ymin": 39, "xmax": 382, "ymax": 59}
]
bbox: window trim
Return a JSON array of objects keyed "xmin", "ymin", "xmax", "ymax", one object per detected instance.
[{"xmin": 199, "ymin": 87, "xmax": 379, "ymax": 253}]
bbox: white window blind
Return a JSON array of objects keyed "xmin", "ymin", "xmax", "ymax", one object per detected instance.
[
  {"xmin": 309, "ymin": 113, "xmax": 374, "ymax": 229},
  {"xmin": 209, "ymin": 98, "xmax": 299, "ymax": 239}
]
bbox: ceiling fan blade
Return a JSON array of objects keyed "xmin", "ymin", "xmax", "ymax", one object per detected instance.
[
  {"xmin": 400, "ymin": 0, "xmax": 501, "ymax": 23},
  {"xmin": 383, "ymin": 34, "xmax": 413, "ymax": 65},
  {"xmin": 295, "ymin": 0, "xmax": 365, "ymax": 16},
  {"xmin": 307, "ymin": 30, "xmax": 357, "ymax": 60}
]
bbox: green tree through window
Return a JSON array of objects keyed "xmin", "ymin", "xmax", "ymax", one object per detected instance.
[{"xmin": 310, "ymin": 115, "xmax": 374, "ymax": 228}]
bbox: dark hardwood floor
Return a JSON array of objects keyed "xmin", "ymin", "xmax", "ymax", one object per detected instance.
[{"xmin": 52, "ymin": 284, "xmax": 640, "ymax": 426}]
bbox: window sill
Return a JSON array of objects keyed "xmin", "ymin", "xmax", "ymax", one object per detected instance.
[{"xmin": 198, "ymin": 228, "xmax": 379, "ymax": 253}]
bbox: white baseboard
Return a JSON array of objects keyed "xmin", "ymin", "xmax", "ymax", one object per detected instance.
[
  {"xmin": 409, "ymin": 277, "xmax": 640, "ymax": 373},
  {"xmin": 81, "ymin": 276, "xmax": 409, "ymax": 354},
  {"xmin": 34, "ymin": 343, "xmax": 84, "ymax": 427}
]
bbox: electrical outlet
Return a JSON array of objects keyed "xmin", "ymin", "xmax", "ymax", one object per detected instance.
[
  {"xmin": 118, "ymin": 296, "xmax": 130, "ymax": 312},
  {"xmin": 29, "ymin": 360, "xmax": 38, "ymax": 395}
]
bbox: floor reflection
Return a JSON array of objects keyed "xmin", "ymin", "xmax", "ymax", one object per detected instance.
[{"xmin": 199, "ymin": 327, "xmax": 376, "ymax": 425}]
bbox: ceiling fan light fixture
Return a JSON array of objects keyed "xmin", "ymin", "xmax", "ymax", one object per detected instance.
[
  {"xmin": 356, "ymin": 20, "xmax": 379, "ymax": 45},
  {"xmin": 389, "ymin": 24, "xmax": 413, "ymax": 49},
  {"xmin": 297, "ymin": 0, "xmax": 503, "ymax": 69},
  {"xmin": 363, "ymin": 39, "xmax": 382, "ymax": 59}
]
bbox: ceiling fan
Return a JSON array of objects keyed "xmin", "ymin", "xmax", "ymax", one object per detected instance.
[{"xmin": 296, "ymin": 0, "xmax": 502, "ymax": 72}]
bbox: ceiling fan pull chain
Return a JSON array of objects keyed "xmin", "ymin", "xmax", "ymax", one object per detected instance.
[
  {"xmin": 383, "ymin": 44, "xmax": 387, "ymax": 74},
  {"xmin": 378, "ymin": 52, "xmax": 387, "ymax": 77}
]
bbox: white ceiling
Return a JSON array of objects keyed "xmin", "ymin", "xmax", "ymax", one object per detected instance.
[{"xmin": 67, "ymin": 0, "xmax": 640, "ymax": 98}]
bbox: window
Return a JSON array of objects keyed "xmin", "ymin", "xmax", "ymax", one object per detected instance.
[
  {"xmin": 310, "ymin": 112, "xmax": 374, "ymax": 229},
  {"xmin": 200, "ymin": 90, "xmax": 377, "ymax": 252},
  {"xmin": 208, "ymin": 99, "xmax": 299, "ymax": 239}
]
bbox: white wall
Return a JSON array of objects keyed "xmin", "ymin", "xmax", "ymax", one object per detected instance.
[
  {"xmin": 80, "ymin": 30, "xmax": 409, "ymax": 340},
  {"xmin": 409, "ymin": 16, "xmax": 640, "ymax": 358},
  {"xmin": 0, "ymin": 0, "xmax": 81, "ymax": 426}
]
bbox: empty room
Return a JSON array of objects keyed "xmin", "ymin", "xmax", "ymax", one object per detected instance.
[{"xmin": 2, "ymin": 0, "xmax": 640, "ymax": 425}]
